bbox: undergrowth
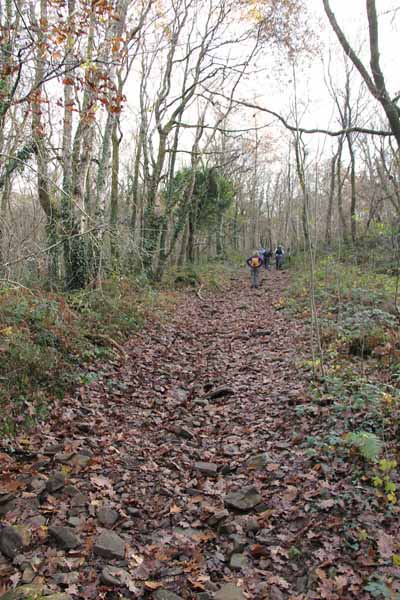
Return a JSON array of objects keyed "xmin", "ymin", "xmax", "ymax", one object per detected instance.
[
  {"xmin": 289, "ymin": 243, "xmax": 400, "ymax": 505},
  {"xmin": 163, "ymin": 259, "xmax": 236, "ymax": 291},
  {"xmin": 0, "ymin": 278, "xmax": 154, "ymax": 437},
  {"xmin": 0, "ymin": 261, "xmax": 233, "ymax": 437}
]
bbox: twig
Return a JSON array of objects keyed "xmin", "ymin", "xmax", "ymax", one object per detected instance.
[
  {"xmin": 85, "ymin": 333, "xmax": 128, "ymax": 360},
  {"xmin": 196, "ymin": 283, "xmax": 205, "ymax": 300},
  {"xmin": 0, "ymin": 279, "xmax": 35, "ymax": 295}
]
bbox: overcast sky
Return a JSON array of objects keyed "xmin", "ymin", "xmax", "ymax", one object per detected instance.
[
  {"xmin": 120, "ymin": 1, "xmax": 400, "ymax": 171},
  {"xmin": 234, "ymin": 0, "xmax": 400, "ymax": 165}
]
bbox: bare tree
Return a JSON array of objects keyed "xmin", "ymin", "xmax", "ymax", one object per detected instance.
[{"xmin": 323, "ymin": 0, "xmax": 400, "ymax": 150}]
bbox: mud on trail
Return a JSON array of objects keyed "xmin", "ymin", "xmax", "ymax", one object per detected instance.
[{"xmin": 0, "ymin": 271, "xmax": 395, "ymax": 599}]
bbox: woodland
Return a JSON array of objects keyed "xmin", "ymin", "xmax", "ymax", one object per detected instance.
[{"xmin": 1, "ymin": 0, "xmax": 400, "ymax": 599}]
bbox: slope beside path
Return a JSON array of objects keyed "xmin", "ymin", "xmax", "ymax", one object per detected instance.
[{"xmin": 0, "ymin": 271, "xmax": 390, "ymax": 599}]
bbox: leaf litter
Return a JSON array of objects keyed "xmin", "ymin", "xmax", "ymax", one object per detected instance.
[{"xmin": 0, "ymin": 271, "xmax": 399, "ymax": 599}]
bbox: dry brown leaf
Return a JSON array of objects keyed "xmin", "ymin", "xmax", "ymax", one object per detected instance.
[{"xmin": 144, "ymin": 580, "xmax": 164, "ymax": 590}]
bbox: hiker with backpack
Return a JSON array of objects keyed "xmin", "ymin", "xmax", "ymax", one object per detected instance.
[
  {"xmin": 275, "ymin": 245, "xmax": 285, "ymax": 270},
  {"xmin": 261, "ymin": 247, "xmax": 272, "ymax": 270},
  {"xmin": 246, "ymin": 252, "xmax": 263, "ymax": 288}
]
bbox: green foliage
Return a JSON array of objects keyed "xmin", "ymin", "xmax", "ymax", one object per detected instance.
[
  {"xmin": 365, "ymin": 579, "xmax": 400, "ymax": 599},
  {"xmin": 163, "ymin": 260, "xmax": 234, "ymax": 291},
  {"xmin": 166, "ymin": 266, "xmax": 200, "ymax": 288},
  {"xmin": 373, "ymin": 459, "xmax": 398, "ymax": 504},
  {"xmin": 170, "ymin": 166, "xmax": 235, "ymax": 230},
  {"xmin": 346, "ymin": 431, "xmax": 383, "ymax": 462}
]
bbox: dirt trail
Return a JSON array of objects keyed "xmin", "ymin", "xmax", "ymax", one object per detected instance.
[{"xmin": 0, "ymin": 271, "xmax": 381, "ymax": 599}]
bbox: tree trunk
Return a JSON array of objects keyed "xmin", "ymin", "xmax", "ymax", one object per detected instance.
[
  {"xmin": 110, "ymin": 121, "xmax": 120, "ymax": 269},
  {"xmin": 63, "ymin": 7, "xmax": 95, "ymax": 290},
  {"xmin": 294, "ymin": 136, "xmax": 310, "ymax": 246},
  {"xmin": 32, "ymin": 0, "xmax": 59, "ymax": 288},
  {"xmin": 325, "ymin": 153, "xmax": 337, "ymax": 244},
  {"xmin": 336, "ymin": 136, "xmax": 347, "ymax": 239},
  {"xmin": 347, "ymin": 132, "xmax": 357, "ymax": 242}
]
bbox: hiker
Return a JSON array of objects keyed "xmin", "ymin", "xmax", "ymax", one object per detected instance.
[
  {"xmin": 262, "ymin": 247, "xmax": 272, "ymax": 270},
  {"xmin": 257, "ymin": 243, "xmax": 272, "ymax": 270},
  {"xmin": 275, "ymin": 245, "xmax": 285, "ymax": 270},
  {"xmin": 246, "ymin": 252, "xmax": 263, "ymax": 288}
]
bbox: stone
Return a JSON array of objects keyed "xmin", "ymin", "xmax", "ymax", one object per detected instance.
[
  {"xmin": 244, "ymin": 517, "xmax": 259, "ymax": 533},
  {"xmin": 255, "ymin": 503, "xmax": 269, "ymax": 513},
  {"xmin": 220, "ymin": 464, "xmax": 232, "ymax": 476},
  {"xmin": 296, "ymin": 575, "xmax": 308, "ymax": 593},
  {"xmin": 224, "ymin": 485, "xmax": 262, "ymax": 512},
  {"xmin": 67, "ymin": 517, "xmax": 81, "ymax": 527},
  {"xmin": 68, "ymin": 453, "xmax": 91, "ymax": 468},
  {"xmin": 21, "ymin": 566, "xmax": 35, "ymax": 584},
  {"xmin": 44, "ymin": 443, "xmax": 63, "ymax": 455},
  {"xmin": 208, "ymin": 509, "xmax": 229, "ymax": 527},
  {"xmin": 230, "ymin": 534, "xmax": 247, "ymax": 553},
  {"xmin": 154, "ymin": 590, "xmax": 183, "ymax": 600},
  {"xmin": 53, "ymin": 572, "xmax": 79, "ymax": 585},
  {"xmin": 270, "ymin": 585, "xmax": 285, "ymax": 600},
  {"xmin": 71, "ymin": 493, "xmax": 88, "ymax": 507},
  {"xmin": 0, "ymin": 526, "xmax": 30, "ymax": 559},
  {"xmin": 54, "ymin": 452, "xmax": 75, "ymax": 464},
  {"xmin": 48, "ymin": 526, "xmax": 81, "ymax": 550},
  {"xmin": 205, "ymin": 386, "xmax": 234, "ymax": 400},
  {"xmin": 214, "ymin": 583, "xmax": 246, "ymax": 600},
  {"xmin": 44, "ymin": 595, "xmax": 72, "ymax": 600},
  {"xmin": 101, "ymin": 565, "xmax": 130, "ymax": 586},
  {"xmin": 27, "ymin": 515, "xmax": 46, "ymax": 528},
  {"xmin": 254, "ymin": 581, "xmax": 270, "ymax": 597},
  {"xmin": 194, "ymin": 462, "xmax": 218, "ymax": 477},
  {"xmin": 222, "ymin": 444, "xmax": 240, "ymax": 456},
  {"xmin": 97, "ymin": 505, "xmax": 119, "ymax": 527},
  {"xmin": 126, "ymin": 506, "xmax": 141, "ymax": 517},
  {"xmin": 255, "ymin": 529, "xmax": 272, "ymax": 545},
  {"xmin": 0, "ymin": 500, "xmax": 16, "ymax": 516},
  {"xmin": 173, "ymin": 527, "xmax": 200, "ymax": 539},
  {"xmin": 251, "ymin": 329, "xmax": 271, "ymax": 337},
  {"xmin": 246, "ymin": 452, "xmax": 270, "ymax": 470},
  {"xmin": 230, "ymin": 553, "xmax": 248, "ymax": 571},
  {"xmin": 0, "ymin": 492, "xmax": 16, "ymax": 505},
  {"xmin": 193, "ymin": 398, "xmax": 209, "ymax": 406},
  {"xmin": 204, "ymin": 581, "xmax": 219, "ymax": 592},
  {"xmin": 0, "ymin": 584, "xmax": 43, "ymax": 600},
  {"xmin": 46, "ymin": 472, "xmax": 65, "ymax": 493},
  {"xmin": 218, "ymin": 521, "xmax": 236, "ymax": 535},
  {"xmin": 94, "ymin": 530, "xmax": 125, "ymax": 559},
  {"xmin": 176, "ymin": 427, "xmax": 194, "ymax": 440}
]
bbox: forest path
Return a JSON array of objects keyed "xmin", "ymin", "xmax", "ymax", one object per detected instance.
[{"xmin": 1, "ymin": 270, "xmax": 366, "ymax": 599}]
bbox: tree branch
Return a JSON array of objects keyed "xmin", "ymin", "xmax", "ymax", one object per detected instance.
[{"xmin": 207, "ymin": 91, "xmax": 394, "ymax": 137}]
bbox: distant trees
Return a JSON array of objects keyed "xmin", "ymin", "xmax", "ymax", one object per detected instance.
[{"xmin": 3, "ymin": 0, "xmax": 400, "ymax": 290}]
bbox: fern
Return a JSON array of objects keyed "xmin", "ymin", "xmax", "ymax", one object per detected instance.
[
  {"xmin": 365, "ymin": 579, "xmax": 400, "ymax": 599},
  {"xmin": 346, "ymin": 431, "xmax": 383, "ymax": 461}
]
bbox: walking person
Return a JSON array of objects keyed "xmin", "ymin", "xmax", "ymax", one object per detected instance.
[
  {"xmin": 262, "ymin": 247, "xmax": 272, "ymax": 270},
  {"xmin": 246, "ymin": 252, "xmax": 263, "ymax": 288},
  {"xmin": 257, "ymin": 243, "xmax": 272, "ymax": 270},
  {"xmin": 275, "ymin": 245, "xmax": 285, "ymax": 270}
]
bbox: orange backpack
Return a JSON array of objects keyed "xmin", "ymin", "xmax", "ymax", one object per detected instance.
[{"xmin": 251, "ymin": 256, "xmax": 261, "ymax": 268}]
